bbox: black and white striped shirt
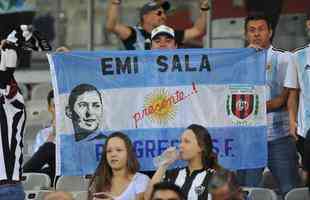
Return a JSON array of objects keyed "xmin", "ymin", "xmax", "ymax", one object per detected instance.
[
  {"xmin": 164, "ymin": 167, "xmax": 215, "ymax": 200},
  {"xmin": 0, "ymin": 89, "xmax": 26, "ymax": 181}
]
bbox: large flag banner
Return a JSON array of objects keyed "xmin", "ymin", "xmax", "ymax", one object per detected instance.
[{"xmin": 48, "ymin": 48, "xmax": 267, "ymax": 176}]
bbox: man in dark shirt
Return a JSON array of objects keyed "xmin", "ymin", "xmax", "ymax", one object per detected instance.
[{"xmin": 106, "ymin": 0, "xmax": 210, "ymax": 50}]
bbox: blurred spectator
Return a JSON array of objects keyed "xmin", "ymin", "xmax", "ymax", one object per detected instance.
[
  {"xmin": 150, "ymin": 182, "xmax": 184, "ymax": 200},
  {"xmin": 33, "ymin": 13, "xmax": 55, "ymax": 43},
  {"xmin": 106, "ymin": 0, "xmax": 210, "ymax": 50},
  {"xmin": 0, "ymin": 0, "xmax": 34, "ymax": 68},
  {"xmin": 23, "ymin": 142, "xmax": 55, "ymax": 185},
  {"xmin": 237, "ymin": 13, "xmax": 300, "ymax": 197},
  {"xmin": 208, "ymin": 169, "xmax": 251, "ymax": 200},
  {"xmin": 33, "ymin": 90, "xmax": 55, "ymax": 152},
  {"xmin": 0, "ymin": 40, "xmax": 26, "ymax": 199},
  {"xmin": 23, "ymin": 90, "xmax": 55, "ymax": 183}
]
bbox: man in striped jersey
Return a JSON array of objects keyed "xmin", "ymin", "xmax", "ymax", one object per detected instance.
[
  {"xmin": 285, "ymin": 11, "xmax": 310, "ymax": 191},
  {"xmin": 106, "ymin": 0, "xmax": 210, "ymax": 50},
  {"xmin": 0, "ymin": 40, "xmax": 26, "ymax": 199},
  {"xmin": 236, "ymin": 13, "xmax": 300, "ymax": 197}
]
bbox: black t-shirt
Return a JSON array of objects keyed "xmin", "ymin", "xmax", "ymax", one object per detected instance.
[
  {"xmin": 164, "ymin": 167, "xmax": 215, "ymax": 200},
  {"xmin": 122, "ymin": 26, "xmax": 184, "ymax": 50}
]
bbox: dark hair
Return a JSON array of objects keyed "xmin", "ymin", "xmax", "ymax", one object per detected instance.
[
  {"xmin": 68, "ymin": 84, "xmax": 102, "ymax": 111},
  {"xmin": 244, "ymin": 12, "xmax": 272, "ymax": 31},
  {"xmin": 208, "ymin": 169, "xmax": 244, "ymax": 200},
  {"xmin": 88, "ymin": 132, "xmax": 140, "ymax": 195},
  {"xmin": 186, "ymin": 124, "xmax": 220, "ymax": 170},
  {"xmin": 47, "ymin": 90, "xmax": 54, "ymax": 106},
  {"xmin": 151, "ymin": 182, "xmax": 184, "ymax": 200}
]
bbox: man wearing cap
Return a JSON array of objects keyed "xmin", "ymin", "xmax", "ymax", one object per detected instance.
[
  {"xmin": 151, "ymin": 25, "xmax": 177, "ymax": 49},
  {"xmin": 106, "ymin": 0, "xmax": 209, "ymax": 50}
]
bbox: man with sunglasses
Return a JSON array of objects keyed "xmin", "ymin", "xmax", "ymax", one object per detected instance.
[
  {"xmin": 208, "ymin": 169, "xmax": 252, "ymax": 200},
  {"xmin": 106, "ymin": 0, "xmax": 209, "ymax": 50}
]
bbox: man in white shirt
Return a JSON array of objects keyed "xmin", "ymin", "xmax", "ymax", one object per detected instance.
[
  {"xmin": 236, "ymin": 13, "xmax": 300, "ymax": 197},
  {"xmin": 285, "ymin": 10, "xmax": 310, "ymax": 189}
]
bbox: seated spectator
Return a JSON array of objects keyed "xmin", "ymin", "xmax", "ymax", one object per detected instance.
[
  {"xmin": 151, "ymin": 182, "xmax": 184, "ymax": 200},
  {"xmin": 145, "ymin": 124, "xmax": 221, "ymax": 200},
  {"xmin": 23, "ymin": 142, "xmax": 55, "ymax": 184},
  {"xmin": 88, "ymin": 132, "xmax": 150, "ymax": 200},
  {"xmin": 43, "ymin": 191, "xmax": 73, "ymax": 200},
  {"xmin": 23, "ymin": 90, "xmax": 56, "ymax": 183},
  {"xmin": 208, "ymin": 169, "xmax": 251, "ymax": 200},
  {"xmin": 33, "ymin": 90, "xmax": 55, "ymax": 152}
]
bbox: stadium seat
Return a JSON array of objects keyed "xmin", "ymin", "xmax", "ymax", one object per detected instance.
[
  {"xmin": 285, "ymin": 187, "xmax": 310, "ymax": 200},
  {"xmin": 24, "ymin": 190, "xmax": 53, "ymax": 200},
  {"xmin": 243, "ymin": 187, "xmax": 278, "ymax": 200},
  {"xmin": 31, "ymin": 83, "xmax": 52, "ymax": 101},
  {"xmin": 22, "ymin": 173, "xmax": 51, "ymax": 190},
  {"xmin": 55, "ymin": 176, "xmax": 90, "ymax": 191},
  {"xmin": 23, "ymin": 123, "xmax": 46, "ymax": 155},
  {"xmin": 19, "ymin": 83, "xmax": 30, "ymax": 101},
  {"xmin": 212, "ymin": 17, "xmax": 245, "ymax": 48},
  {"xmin": 26, "ymin": 100, "xmax": 51, "ymax": 125}
]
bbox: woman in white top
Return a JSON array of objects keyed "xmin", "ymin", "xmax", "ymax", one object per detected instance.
[{"xmin": 88, "ymin": 132, "xmax": 149, "ymax": 200}]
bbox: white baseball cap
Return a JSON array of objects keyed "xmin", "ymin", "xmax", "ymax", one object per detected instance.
[{"xmin": 151, "ymin": 25, "xmax": 175, "ymax": 40}]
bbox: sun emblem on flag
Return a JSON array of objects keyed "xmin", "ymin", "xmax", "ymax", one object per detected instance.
[{"xmin": 144, "ymin": 89, "xmax": 177, "ymax": 125}]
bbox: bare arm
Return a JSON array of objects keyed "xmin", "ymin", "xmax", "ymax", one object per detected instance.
[
  {"xmin": 183, "ymin": 0, "xmax": 209, "ymax": 43},
  {"xmin": 105, "ymin": 0, "xmax": 132, "ymax": 40},
  {"xmin": 266, "ymin": 87, "xmax": 289, "ymax": 112},
  {"xmin": 144, "ymin": 147, "xmax": 178, "ymax": 200},
  {"xmin": 144, "ymin": 165, "xmax": 169, "ymax": 200},
  {"xmin": 287, "ymin": 88, "xmax": 299, "ymax": 140}
]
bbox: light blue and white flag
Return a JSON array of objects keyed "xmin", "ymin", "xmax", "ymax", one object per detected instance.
[
  {"xmin": 293, "ymin": 45, "xmax": 310, "ymax": 137},
  {"xmin": 48, "ymin": 48, "xmax": 267, "ymax": 176}
]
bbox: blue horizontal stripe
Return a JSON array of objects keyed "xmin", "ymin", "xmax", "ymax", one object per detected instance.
[
  {"xmin": 51, "ymin": 48, "xmax": 266, "ymax": 94},
  {"xmin": 59, "ymin": 126, "xmax": 267, "ymax": 175}
]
